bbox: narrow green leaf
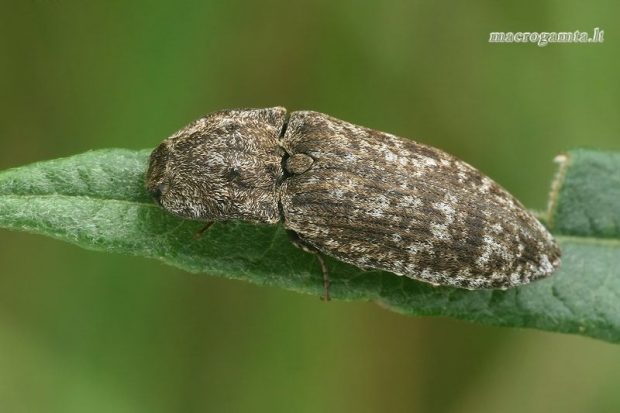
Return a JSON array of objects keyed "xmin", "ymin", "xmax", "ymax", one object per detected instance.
[{"xmin": 0, "ymin": 148, "xmax": 618, "ymax": 343}]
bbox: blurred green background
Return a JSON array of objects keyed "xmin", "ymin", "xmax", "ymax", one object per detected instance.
[{"xmin": 1, "ymin": 1, "xmax": 619, "ymax": 412}]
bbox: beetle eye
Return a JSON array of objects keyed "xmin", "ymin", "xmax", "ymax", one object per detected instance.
[
  {"xmin": 150, "ymin": 182, "xmax": 169, "ymax": 204},
  {"xmin": 157, "ymin": 182, "xmax": 169, "ymax": 195}
]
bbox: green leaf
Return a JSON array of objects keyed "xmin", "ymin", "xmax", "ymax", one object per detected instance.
[
  {"xmin": 549, "ymin": 150, "xmax": 620, "ymax": 238},
  {"xmin": 0, "ymin": 148, "xmax": 618, "ymax": 343}
]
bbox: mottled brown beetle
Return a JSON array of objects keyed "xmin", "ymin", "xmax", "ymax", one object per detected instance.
[{"xmin": 146, "ymin": 107, "xmax": 561, "ymax": 300}]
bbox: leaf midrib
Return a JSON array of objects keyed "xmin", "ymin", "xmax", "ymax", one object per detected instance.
[
  {"xmin": 0, "ymin": 193, "xmax": 156, "ymax": 208},
  {"xmin": 2, "ymin": 194, "xmax": 619, "ymax": 247}
]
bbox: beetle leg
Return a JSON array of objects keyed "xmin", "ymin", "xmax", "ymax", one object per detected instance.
[{"xmin": 286, "ymin": 230, "xmax": 331, "ymax": 301}]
